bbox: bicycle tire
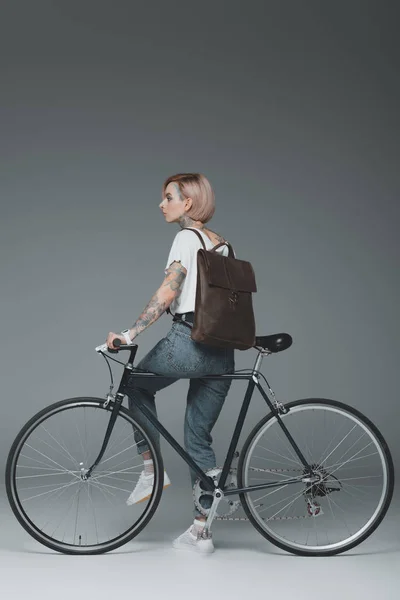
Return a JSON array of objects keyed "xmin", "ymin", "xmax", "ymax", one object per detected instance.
[
  {"xmin": 238, "ymin": 398, "xmax": 394, "ymax": 556},
  {"xmin": 5, "ymin": 397, "xmax": 164, "ymax": 555}
]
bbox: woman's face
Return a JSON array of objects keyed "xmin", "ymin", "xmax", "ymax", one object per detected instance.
[{"xmin": 159, "ymin": 182, "xmax": 191, "ymax": 223}]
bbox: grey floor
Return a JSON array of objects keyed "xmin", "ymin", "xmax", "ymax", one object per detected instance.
[{"xmin": 0, "ymin": 483, "xmax": 399, "ymax": 600}]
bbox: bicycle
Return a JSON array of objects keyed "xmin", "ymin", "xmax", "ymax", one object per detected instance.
[{"xmin": 5, "ymin": 332, "xmax": 394, "ymax": 556}]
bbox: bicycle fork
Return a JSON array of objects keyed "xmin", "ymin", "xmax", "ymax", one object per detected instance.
[
  {"xmin": 85, "ymin": 349, "xmax": 137, "ymax": 479},
  {"xmin": 84, "ymin": 392, "xmax": 125, "ymax": 480}
]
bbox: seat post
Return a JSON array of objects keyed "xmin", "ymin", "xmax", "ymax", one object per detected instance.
[{"xmin": 252, "ymin": 347, "xmax": 271, "ymax": 375}]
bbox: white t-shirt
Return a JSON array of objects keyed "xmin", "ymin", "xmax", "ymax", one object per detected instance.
[{"xmin": 164, "ymin": 227, "xmax": 232, "ymax": 316}]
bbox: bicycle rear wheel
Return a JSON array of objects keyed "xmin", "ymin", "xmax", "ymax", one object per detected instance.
[
  {"xmin": 238, "ymin": 398, "xmax": 394, "ymax": 556},
  {"xmin": 5, "ymin": 397, "xmax": 163, "ymax": 554}
]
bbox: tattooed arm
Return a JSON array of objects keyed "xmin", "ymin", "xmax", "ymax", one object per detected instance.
[{"xmin": 127, "ymin": 261, "xmax": 187, "ymax": 340}]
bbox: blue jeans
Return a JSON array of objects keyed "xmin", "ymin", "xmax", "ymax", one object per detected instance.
[{"xmin": 126, "ymin": 318, "xmax": 235, "ymax": 518}]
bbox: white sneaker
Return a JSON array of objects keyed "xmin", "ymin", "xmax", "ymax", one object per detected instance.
[
  {"xmin": 172, "ymin": 525, "xmax": 215, "ymax": 554},
  {"xmin": 126, "ymin": 470, "xmax": 171, "ymax": 505}
]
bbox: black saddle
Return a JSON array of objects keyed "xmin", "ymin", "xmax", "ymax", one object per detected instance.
[{"xmin": 255, "ymin": 333, "xmax": 292, "ymax": 353}]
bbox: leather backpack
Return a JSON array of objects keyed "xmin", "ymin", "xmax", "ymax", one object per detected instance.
[{"xmin": 168, "ymin": 228, "xmax": 257, "ymax": 350}]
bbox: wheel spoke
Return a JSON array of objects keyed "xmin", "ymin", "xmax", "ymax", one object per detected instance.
[
  {"xmin": 24, "ymin": 443, "xmax": 80, "ymax": 478},
  {"xmin": 256, "ymin": 444, "xmax": 302, "ymax": 467},
  {"xmin": 22, "ymin": 478, "xmax": 81, "ymax": 503},
  {"xmin": 241, "ymin": 401, "xmax": 392, "ymax": 554},
  {"xmin": 40, "ymin": 423, "xmax": 80, "ymax": 468},
  {"xmin": 7, "ymin": 400, "xmax": 162, "ymax": 553}
]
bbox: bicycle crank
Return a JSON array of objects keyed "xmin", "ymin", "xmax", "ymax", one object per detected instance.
[{"xmin": 193, "ymin": 467, "xmax": 241, "ymax": 518}]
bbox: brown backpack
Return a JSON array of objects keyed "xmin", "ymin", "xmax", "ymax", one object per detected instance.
[{"xmin": 168, "ymin": 228, "xmax": 257, "ymax": 350}]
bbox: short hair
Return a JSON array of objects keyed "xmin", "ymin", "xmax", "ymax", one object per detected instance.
[{"xmin": 162, "ymin": 173, "xmax": 215, "ymax": 223}]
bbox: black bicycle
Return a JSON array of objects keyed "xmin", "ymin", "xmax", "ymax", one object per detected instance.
[{"xmin": 5, "ymin": 332, "xmax": 394, "ymax": 556}]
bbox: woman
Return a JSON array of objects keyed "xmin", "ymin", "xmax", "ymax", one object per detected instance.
[{"xmin": 106, "ymin": 173, "xmax": 234, "ymax": 554}]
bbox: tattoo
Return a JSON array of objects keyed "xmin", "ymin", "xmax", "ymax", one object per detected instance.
[
  {"xmin": 129, "ymin": 261, "xmax": 187, "ymax": 338},
  {"xmin": 163, "ymin": 261, "xmax": 187, "ymax": 293},
  {"xmin": 179, "ymin": 223, "xmax": 226, "ymax": 244},
  {"xmin": 207, "ymin": 229, "xmax": 225, "ymax": 244},
  {"xmin": 130, "ymin": 291, "xmax": 170, "ymax": 338},
  {"xmin": 178, "ymin": 215, "xmax": 201, "ymax": 229},
  {"xmin": 174, "ymin": 183, "xmax": 183, "ymax": 201}
]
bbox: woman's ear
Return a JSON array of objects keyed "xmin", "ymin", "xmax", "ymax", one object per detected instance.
[{"xmin": 185, "ymin": 197, "xmax": 193, "ymax": 211}]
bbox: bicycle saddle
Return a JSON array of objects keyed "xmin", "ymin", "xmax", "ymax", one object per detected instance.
[{"xmin": 255, "ymin": 333, "xmax": 292, "ymax": 353}]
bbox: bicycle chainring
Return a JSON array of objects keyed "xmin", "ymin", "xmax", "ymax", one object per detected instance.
[{"xmin": 193, "ymin": 467, "xmax": 241, "ymax": 517}]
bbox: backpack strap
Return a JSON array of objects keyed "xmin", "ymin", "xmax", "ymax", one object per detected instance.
[
  {"xmin": 182, "ymin": 227, "xmax": 207, "ymax": 249},
  {"xmin": 166, "ymin": 228, "xmax": 234, "ymax": 319},
  {"xmin": 183, "ymin": 228, "xmax": 234, "ymax": 257},
  {"xmin": 211, "ymin": 240, "xmax": 235, "ymax": 258},
  {"xmin": 166, "ymin": 228, "xmax": 207, "ymax": 318}
]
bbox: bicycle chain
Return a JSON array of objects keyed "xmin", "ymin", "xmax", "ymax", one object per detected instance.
[
  {"xmin": 194, "ymin": 466, "xmax": 321, "ymax": 521},
  {"xmin": 215, "ymin": 514, "xmax": 314, "ymax": 521}
]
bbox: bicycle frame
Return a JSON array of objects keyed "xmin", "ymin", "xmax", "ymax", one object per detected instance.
[{"xmin": 87, "ymin": 343, "xmax": 314, "ymax": 495}]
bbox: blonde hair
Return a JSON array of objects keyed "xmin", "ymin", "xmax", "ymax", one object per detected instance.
[{"xmin": 162, "ymin": 173, "xmax": 215, "ymax": 223}]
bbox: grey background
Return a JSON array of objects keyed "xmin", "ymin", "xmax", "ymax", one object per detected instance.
[{"xmin": 0, "ymin": 1, "xmax": 399, "ymax": 585}]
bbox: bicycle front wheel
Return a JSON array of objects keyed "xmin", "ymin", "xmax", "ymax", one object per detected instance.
[
  {"xmin": 6, "ymin": 397, "xmax": 164, "ymax": 554},
  {"xmin": 238, "ymin": 398, "xmax": 394, "ymax": 556}
]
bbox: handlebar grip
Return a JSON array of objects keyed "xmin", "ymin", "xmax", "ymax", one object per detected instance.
[
  {"xmin": 106, "ymin": 337, "xmax": 122, "ymax": 353},
  {"xmin": 96, "ymin": 337, "xmax": 135, "ymax": 354}
]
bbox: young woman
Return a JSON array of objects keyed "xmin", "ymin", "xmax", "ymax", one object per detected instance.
[{"xmin": 105, "ymin": 173, "xmax": 235, "ymax": 554}]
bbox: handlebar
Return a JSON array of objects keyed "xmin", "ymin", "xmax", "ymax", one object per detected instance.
[{"xmin": 95, "ymin": 338, "xmax": 137, "ymax": 353}]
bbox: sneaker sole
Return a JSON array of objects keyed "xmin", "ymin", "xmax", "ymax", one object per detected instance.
[
  {"xmin": 129, "ymin": 482, "xmax": 171, "ymax": 505},
  {"xmin": 172, "ymin": 541, "xmax": 214, "ymax": 554}
]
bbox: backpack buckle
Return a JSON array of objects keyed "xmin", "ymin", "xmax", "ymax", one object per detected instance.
[{"xmin": 229, "ymin": 291, "xmax": 239, "ymax": 305}]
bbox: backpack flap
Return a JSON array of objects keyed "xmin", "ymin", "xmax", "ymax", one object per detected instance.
[{"xmin": 198, "ymin": 250, "xmax": 257, "ymax": 293}]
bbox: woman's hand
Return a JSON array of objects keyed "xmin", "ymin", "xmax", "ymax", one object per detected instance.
[{"xmin": 106, "ymin": 332, "xmax": 126, "ymax": 349}]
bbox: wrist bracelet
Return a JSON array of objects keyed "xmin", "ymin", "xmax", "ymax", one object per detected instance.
[{"xmin": 121, "ymin": 329, "xmax": 132, "ymax": 345}]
